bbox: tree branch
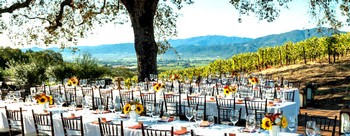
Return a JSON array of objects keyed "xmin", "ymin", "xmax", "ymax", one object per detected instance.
[
  {"xmin": 46, "ymin": 0, "xmax": 74, "ymax": 33},
  {"xmin": 16, "ymin": 14, "xmax": 53, "ymax": 24},
  {"xmin": 0, "ymin": 0, "xmax": 33, "ymax": 14}
]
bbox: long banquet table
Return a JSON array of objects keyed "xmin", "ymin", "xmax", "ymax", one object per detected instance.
[{"xmin": 0, "ymin": 101, "xmax": 299, "ymax": 136}]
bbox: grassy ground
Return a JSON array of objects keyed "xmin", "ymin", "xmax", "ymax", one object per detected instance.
[{"xmin": 254, "ymin": 56, "xmax": 350, "ymax": 110}]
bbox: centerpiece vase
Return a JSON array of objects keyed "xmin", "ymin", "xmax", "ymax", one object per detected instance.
[
  {"xmin": 269, "ymin": 125, "xmax": 280, "ymax": 136},
  {"xmin": 41, "ymin": 102, "xmax": 49, "ymax": 110},
  {"xmin": 129, "ymin": 110, "xmax": 139, "ymax": 122}
]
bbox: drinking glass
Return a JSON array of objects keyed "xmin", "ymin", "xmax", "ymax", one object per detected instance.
[
  {"xmin": 230, "ymin": 109, "xmax": 239, "ymax": 126},
  {"xmin": 255, "ymin": 120, "xmax": 261, "ymax": 133},
  {"xmin": 162, "ymin": 111, "xmax": 170, "ymax": 122},
  {"xmin": 306, "ymin": 121, "xmax": 316, "ymax": 136},
  {"xmin": 150, "ymin": 74, "xmax": 154, "ymax": 81},
  {"xmin": 283, "ymin": 80, "xmax": 289, "ymax": 88},
  {"xmin": 108, "ymin": 101, "xmax": 115, "ymax": 113},
  {"xmin": 344, "ymin": 120, "xmax": 350, "ymax": 136},
  {"xmin": 115, "ymin": 103, "xmax": 122, "ymax": 121},
  {"xmin": 82, "ymin": 103, "xmax": 90, "ymax": 114},
  {"xmin": 185, "ymin": 106, "xmax": 194, "ymax": 122},
  {"xmin": 208, "ymin": 115, "xmax": 215, "ymax": 127},
  {"xmin": 98, "ymin": 105, "xmax": 105, "ymax": 115},
  {"xmin": 194, "ymin": 111, "xmax": 204, "ymax": 127},
  {"xmin": 70, "ymin": 102, "xmax": 77, "ymax": 112},
  {"xmin": 152, "ymin": 104, "xmax": 160, "ymax": 124},
  {"xmin": 146, "ymin": 103, "xmax": 153, "ymax": 120},
  {"xmin": 246, "ymin": 115, "xmax": 256, "ymax": 133},
  {"xmin": 288, "ymin": 116, "xmax": 297, "ymax": 132}
]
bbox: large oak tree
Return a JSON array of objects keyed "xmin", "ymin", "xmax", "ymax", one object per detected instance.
[{"xmin": 0, "ymin": 0, "xmax": 350, "ymax": 81}]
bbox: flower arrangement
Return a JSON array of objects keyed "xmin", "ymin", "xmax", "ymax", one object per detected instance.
[
  {"xmin": 34, "ymin": 92, "xmax": 53, "ymax": 105},
  {"xmin": 261, "ymin": 113, "xmax": 288, "ymax": 130},
  {"xmin": 123, "ymin": 100, "xmax": 144, "ymax": 115},
  {"xmin": 223, "ymin": 85, "xmax": 237, "ymax": 96},
  {"xmin": 249, "ymin": 77, "xmax": 259, "ymax": 85},
  {"xmin": 170, "ymin": 74, "xmax": 180, "ymax": 80},
  {"xmin": 67, "ymin": 76, "xmax": 78, "ymax": 86},
  {"xmin": 153, "ymin": 83, "xmax": 164, "ymax": 92}
]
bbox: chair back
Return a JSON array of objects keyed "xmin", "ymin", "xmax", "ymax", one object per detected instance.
[
  {"xmin": 304, "ymin": 113, "xmax": 337, "ymax": 136},
  {"xmin": 244, "ymin": 98, "xmax": 267, "ymax": 121},
  {"xmin": 32, "ymin": 110, "xmax": 54, "ymax": 136},
  {"xmin": 119, "ymin": 91, "xmax": 134, "ymax": 107},
  {"xmin": 99, "ymin": 118, "xmax": 124, "ymax": 136},
  {"xmin": 5, "ymin": 106, "xmax": 24, "ymax": 136},
  {"xmin": 163, "ymin": 93, "xmax": 181, "ymax": 116},
  {"xmin": 187, "ymin": 94, "xmax": 207, "ymax": 119},
  {"xmin": 284, "ymin": 90, "xmax": 295, "ymax": 102},
  {"xmin": 60, "ymin": 113, "xmax": 84, "ymax": 136},
  {"xmin": 141, "ymin": 123, "xmax": 174, "ymax": 136}
]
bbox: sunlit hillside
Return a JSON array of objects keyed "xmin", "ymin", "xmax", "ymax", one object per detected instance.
[{"xmin": 255, "ymin": 56, "xmax": 350, "ymax": 110}]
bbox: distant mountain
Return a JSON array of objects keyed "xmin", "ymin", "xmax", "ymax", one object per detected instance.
[
  {"xmin": 168, "ymin": 35, "xmax": 252, "ymax": 47},
  {"xmin": 21, "ymin": 28, "xmax": 344, "ymax": 61}
]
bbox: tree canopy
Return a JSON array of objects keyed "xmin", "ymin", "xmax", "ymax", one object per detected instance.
[{"xmin": 1, "ymin": 0, "xmax": 350, "ymax": 81}]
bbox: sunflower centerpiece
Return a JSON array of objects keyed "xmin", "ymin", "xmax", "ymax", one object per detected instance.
[
  {"xmin": 223, "ymin": 85, "xmax": 237, "ymax": 98},
  {"xmin": 248, "ymin": 77, "xmax": 259, "ymax": 85},
  {"xmin": 153, "ymin": 83, "xmax": 164, "ymax": 92},
  {"xmin": 67, "ymin": 76, "xmax": 79, "ymax": 86},
  {"xmin": 34, "ymin": 92, "xmax": 53, "ymax": 109},
  {"xmin": 123, "ymin": 99, "xmax": 144, "ymax": 122},
  {"xmin": 261, "ymin": 113, "xmax": 288, "ymax": 136}
]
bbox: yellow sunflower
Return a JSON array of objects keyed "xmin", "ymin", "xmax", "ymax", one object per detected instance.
[
  {"xmin": 223, "ymin": 86, "xmax": 231, "ymax": 96},
  {"xmin": 123, "ymin": 103, "xmax": 131, "ymax": 114},
  {"xmin": 67, "ymin": 77, "xmax": 78, "ymax": 86},
  {"xmin": 37, "ymin": 95, "xmax": 49, "ymax": 104},
  {"xmin": 250, "ymin": 77, "xmax": 259, "ymax": 85},
  {"xmin": 281, "ymin": 116, "xmax": 288, "ymax": 128},
  {"xmin": 135, "ymin": 103, "xmax": 144, "ymax": 115},
  {"xmin": 262, "ymin": 117, "xmax": 273, "ymax": 130},
  {"xmin": 153, "ymin": 83, "xmax": 163, "ymax": 92},
  {"xmin": 230, "ymin": 86, "xmax": 237, "ymax": 93},
  {"xmin": 49, "ymin": 96, "xmax": 53, "ymax": 105}
]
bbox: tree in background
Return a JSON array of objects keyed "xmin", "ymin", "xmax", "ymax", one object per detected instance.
[
  {"xmin": 1, "ymin": 0, "xmax": 350, "ymax": 81},
  {"xmin": 73, "ymin": 52, "xmax": 109, "ymax": 82},
  {"xmin": 25, "ymin": 50, "xmax": 64, "ymax": 66},
  {"xmin": 45, "ymin": 62, "xmax": 75, "ymax": 85},
  {"xmin": 6, "ymin": 61, "xmax": 47, "ymax": 90}
]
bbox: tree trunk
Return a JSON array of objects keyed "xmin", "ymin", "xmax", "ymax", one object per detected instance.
[{"xmin": 121, "ymin": 0, "xmax": 159, "ymax": 82}]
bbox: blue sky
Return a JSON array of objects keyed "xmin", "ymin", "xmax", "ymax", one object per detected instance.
[
  {"xmin": 1, "ymin": 0, "xmax": 349, "ymax": 47},
  {"xmin": 79, "ymin": 0, "xmax": 324, "ymax": 46}
]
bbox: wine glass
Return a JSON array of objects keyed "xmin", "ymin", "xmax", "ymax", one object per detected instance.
[
  {"xmin": 185, "ymin": 106, "xmax": 194, "ymax": 122},
  {"xmin": 277, "ymin": 78, "xmax": 282, "ymax": 87},
  {"xmin": 230, "ymin": 109, "xmax": 239, "ymax": 126},
  {"xmin": 146, "ymin": 104, "xmax": 153, "ymax": 117},
  {"xmin": 283, "ymin": 80, "xmax": 289, "ymax": 88},
  {"xmin": 82, "ymin": 102, "xmax": 90, "ymax": 114},
  {"xmin": 194, "ymin": 111, "xmax": 204, "ymax": 127},
  {"xmin": 288, "ymin": 116, "xmax": 297, "ymax": 133},
  {"xmin": 98, "ymin": 105, "xmax": 105, "ymax": 116},
  {"xmin": 115, "ymin": 103, "xmax": 122, "ymax": 121},
  {"xmin": 246, "ymin": 115, "xmax": 256, "ymax": 133},
  {"xmin": 108, "ymin": 101, "xmax": 115, "ymax": 113},
  {"xmin": 152, "ymin": 104, "xmax": 160, "ymax": 124},
  {"xmin": 344, "ymin": 120, "xmax": 350, "ymax": 136},
  {"xmin": 150, "ymin": 74, "xmax": 154, "ymax": 81},
  {"xmin": 208, "ymin": 115, "xmax": 215, "ymax": 127},
  {"xmin": 306, "ymin": 121, "xmax": 316, "ymax": 136},
  {"xmin": 69, "ymin": 102, "xmax": 77, "ymax": 112}
]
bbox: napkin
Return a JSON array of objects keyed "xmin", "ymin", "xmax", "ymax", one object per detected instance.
[
  {"xmin": 92, "ymin": 110, "xmax": 110, "ymax": 114},
  {"xmin": 173, "ymin": 130, "xmax": 188, "ymax": 135},
  {"xmin": 91, "ymin": 120, "xmax": 110, "ymax": 125},
  {"xmin": 128, "ymin": 125, "xmax": 142, "ymax": 129}
]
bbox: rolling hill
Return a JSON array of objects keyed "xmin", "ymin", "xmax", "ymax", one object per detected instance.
[{"xmin": 22, "ymin": 28, "xmax": 342, "ymax": 61}]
